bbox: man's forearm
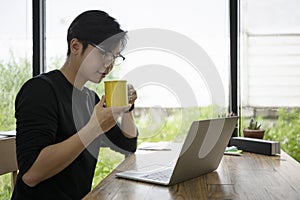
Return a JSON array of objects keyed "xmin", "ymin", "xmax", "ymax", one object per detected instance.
[
  {"xmin": 22, "ymin": 124, "xmax": 100, "ymax": 187},
  {"xmin": 120, "ymin": 112, "xmax": 137, "ymax": 138}
]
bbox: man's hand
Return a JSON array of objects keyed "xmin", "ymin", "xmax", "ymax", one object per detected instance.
[
  {"xmin": 127, "ymin": 84, "xmax": 137, "ymax": 105},
  {"xmin": 89, "ymin": 95, "xmax": 130, "ymax": 134}
]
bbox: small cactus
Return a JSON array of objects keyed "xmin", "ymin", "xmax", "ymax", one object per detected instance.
[{"xmin": 248, "ymin": 118, "xmax": 262, "ymax": 130}]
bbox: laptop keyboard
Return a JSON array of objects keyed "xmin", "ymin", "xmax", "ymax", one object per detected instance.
[{"xmin": 141, "ymin": 168, "xmax": 173, "ymax": 182}]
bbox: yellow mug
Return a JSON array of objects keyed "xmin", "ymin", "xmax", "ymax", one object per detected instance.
[{"xmin": 104, "ymin": 80, "xmax": 128, "ymax": 107}]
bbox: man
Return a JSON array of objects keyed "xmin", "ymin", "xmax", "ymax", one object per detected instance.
[{"xmin": 12, "ymin": 10, "xmax": 138, "ymax": 200}]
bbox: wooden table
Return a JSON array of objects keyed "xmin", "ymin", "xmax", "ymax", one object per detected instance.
[
  {"xmin": 0, "ymin": 136, "xmax": 18, "ymax": 188},
  {"xmin": 83, "ymin": 144, "xmax": 300, "ymax": 200}
]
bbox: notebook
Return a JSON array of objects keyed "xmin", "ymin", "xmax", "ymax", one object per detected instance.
[{"xmin": 116, "ymin": 116, "xmax": 239, "ymax": 185}]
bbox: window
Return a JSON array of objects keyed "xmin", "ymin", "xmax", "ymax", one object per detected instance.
[
  {"xmin": 46, "ymin": 0, "xmax": 230, "ymax": 112},
  {"xmin": 0, "ymin": 1, "xmax": 32, "ymax": 131},
  {"xmin": 240, "ymin": 0, "xmax": 300, "ymax": 161},
  {"xmin": 240, "ymin": 0, "xmax": 300, "ymax": 109}
]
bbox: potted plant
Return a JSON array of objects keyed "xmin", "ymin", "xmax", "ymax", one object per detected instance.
[{"xmin": 243, "ymin": 118, "xmax": 265, "ymax": 139}]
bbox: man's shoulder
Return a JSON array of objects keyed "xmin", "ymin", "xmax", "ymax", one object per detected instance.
[
  {"xmin": 37, "ymin": 69, "xmax": 63, "ymax": 84},
  {"xmin": 16, "ymin": 70, "xmax": 63, "ymax": 100},
  {"xmin": 20, "ymin": 74, "xmax": 52, "ymax": 92},
  {"xmin": 22, "ymin": 70, "xmax": 61, "ymax": 86}
]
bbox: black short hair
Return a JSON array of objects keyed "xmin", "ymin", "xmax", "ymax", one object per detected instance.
[{"xmin": 67, "ymin": 10, "xmax": 127, "ymax": 56}]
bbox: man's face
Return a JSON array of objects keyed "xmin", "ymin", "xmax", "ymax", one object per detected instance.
[{"xmin": 79, "ymin": 43, "xmax": 122, "ymax": 84}]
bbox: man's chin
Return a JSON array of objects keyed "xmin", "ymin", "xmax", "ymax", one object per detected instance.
[
  {"xmin": 96, "ymin": 78, "xmax": 103, "ymax": 83},
  {"xmin": 90, "ymin": 78, "xmax": 103, "ymax": 84}
]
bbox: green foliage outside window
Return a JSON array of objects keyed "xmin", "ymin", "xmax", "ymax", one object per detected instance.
[
  {"xmin": 264, "ymin": 108, "xmax": 300, "ymax": 162},
  {"xmin": 0, "ymin": 56, "xmax": 31, "ymax": 131}
]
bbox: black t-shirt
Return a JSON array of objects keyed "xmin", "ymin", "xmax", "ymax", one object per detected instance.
[{"xmin": 11, "ymin": 70, "xmax": 137, "ymax": 200}]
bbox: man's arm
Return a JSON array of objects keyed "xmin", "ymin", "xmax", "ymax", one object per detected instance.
[
  {"xmin": 100, "ymin": 114, "xmax": 138, "ymax": 155},
  {"xmin": 17, "ymin": 79, "xmax": 128, "ymax": 187},
  {"xmin": 120, "ymin": 111, "xmax": 138, "ymax": 139},
  {"xmin": 22, "ymin": 98, "xmax": 129, "ymax": 187},
  {"xmin": 96, "ymin": 92, "xmax": 138, "ymax": 154},
  {"xmin": 22, "ymin": 128, "xmax": 90, "ymax": 187}
]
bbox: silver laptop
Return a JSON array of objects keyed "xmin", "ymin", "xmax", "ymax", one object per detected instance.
[{"xmin": 116, "ymin": 116, "xmax": 239, "ymax": 186}]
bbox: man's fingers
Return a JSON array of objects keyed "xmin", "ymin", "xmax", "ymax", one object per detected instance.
[
  {"xmin": 98, "ymin": 95, "xmax": 106, "ymax": 107},
  {"xmin": 110, "ymin": 105, "xmax": 131, "ymax": 114},
  {"xmin": 127, "ymin": 84, "xmax": 134, "ymax": 90}
]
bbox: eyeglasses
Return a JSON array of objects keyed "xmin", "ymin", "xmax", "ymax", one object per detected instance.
[{"xmin": 88, "ymin": 42, "xmax": 125, "ymax": 66}]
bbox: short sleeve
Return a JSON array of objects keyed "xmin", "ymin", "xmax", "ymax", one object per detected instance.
[{"xmin": 15, "ymin": 77, "xmax": 58, "ymax": 176}]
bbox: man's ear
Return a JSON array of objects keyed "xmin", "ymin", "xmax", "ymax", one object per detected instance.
[{"xmin": 70, "ymin": 38, "xmax": 82, "ymax": 55}]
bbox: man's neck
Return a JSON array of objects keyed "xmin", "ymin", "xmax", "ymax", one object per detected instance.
[{"xmin": 60, "ymin": 58, "xmax": 85, "ymax": 90}]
